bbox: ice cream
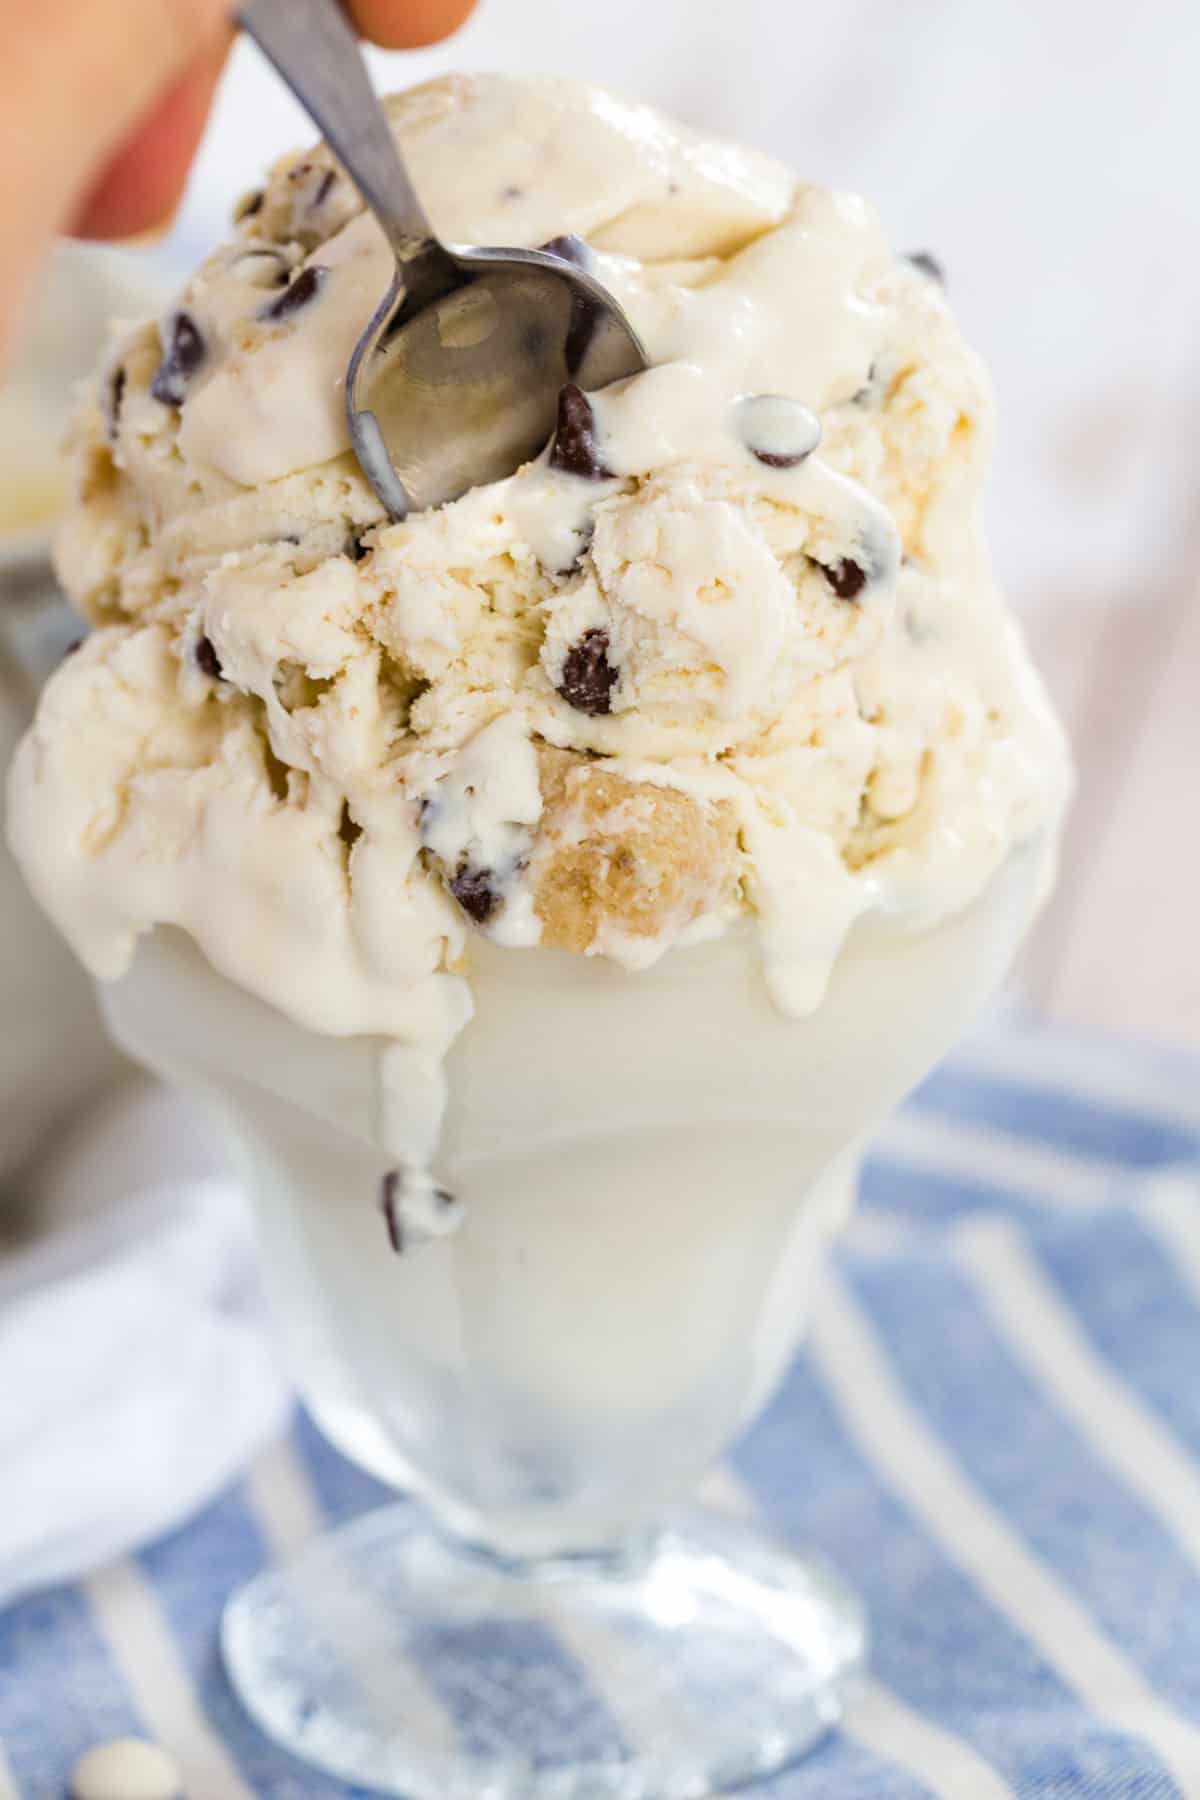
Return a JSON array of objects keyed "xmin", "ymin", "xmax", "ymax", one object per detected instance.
[{"xmin": 6, "ymin": 76, "xmax": 1068, "ymax": 1204}]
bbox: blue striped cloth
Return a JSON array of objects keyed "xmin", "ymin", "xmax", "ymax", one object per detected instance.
[{"xmin": 3, "ymin": 1019, "xmax": 1200, "ymax": 1800}]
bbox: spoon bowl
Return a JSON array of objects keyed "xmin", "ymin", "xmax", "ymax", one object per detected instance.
[
  {"xmin": 348, "ymin": 242, "xmax": 646, "ymax": 517},
  {"xmin": 239, "ymin": 0, "xmax": 647, "ymax": 519}
]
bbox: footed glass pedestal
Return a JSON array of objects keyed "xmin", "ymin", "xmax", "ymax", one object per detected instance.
[
  {"xmin": 99, "ymin": 849, "xmax": 1047, "ymax": 1798},
  {"xmin": 222, "ymin": 1504, "xmax": 866, "ymax": 1800}
]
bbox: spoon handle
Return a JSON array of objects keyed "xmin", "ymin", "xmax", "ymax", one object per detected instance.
[{"xmin": 237, "ymin": 0, "xmax": 436, "ymax": 260}]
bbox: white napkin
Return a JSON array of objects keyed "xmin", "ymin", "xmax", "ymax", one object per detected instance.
[{"xmin": 0, "ymin": 1078, "xmax": 290, "ymax": 1606}]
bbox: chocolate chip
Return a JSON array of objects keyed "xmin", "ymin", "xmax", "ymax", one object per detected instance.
[
  {"xmin": 310, "ymin": 169, "xmax": 337, "ymax": 212},
  {"xmin": 232, "ymin": 246, "xmax": 291, "ymax": 288},
  {"xmin": 235, "ymin": 188, "xmax": 265, "ymax": 222},
  {"xmin": 735, "ymin": 394, "xmax": 822, "ymax": 469},
  {"xmin": 558, "ymin": 628, "xmax": 618, "ymax": 715},
  {"xmin": 380, "ymin": 1168, "xmax": 458, "ymax": 1254},
  {"xmin": 552, "ymin": 521, "xmax": 594, "ymax": 578},
  {"xmin": 549, "ymin": 384, "xmax": 613, "ymax": 480},
  {"xmin": 196, "ymin": 635, "xmax": 223, "ymax": 679},
  {"xmin": 151, "ymin": 312, "xmax": 206, "ymax": 408},
  {"xmin": 907, "ymin": 250, "xmax": 946, "ymax": 286},
  {"xmin": 502, "ymin": 183, "xmax": 524, "ymax": 200},
  {"xmin": 816, "ymin": 558, "xmax": 869, "ymax": 603},
  {"xmin": 380, "ymin": 1169, "xmax": 404, "ymax": 1254},
  {"xmin": 339, "ymin": 802, "xmax": 362, "ymax": 847},
  {"xmin": 846, "ymin": 357, "xmax": 888, "ymax": 408},
  {"xmin": 539, "ymin": 234, "xmax": 591, "ymax": 269},
  {"xmin": 260, "ymin": 265, "xmax": 328, "ymax": 324},
  {"xmin": 753, "ymin": 447, "xmax": 807, "ymax": 470},
  {"xmin": 450, "ymin": 865, "xmax": 499, "ymax": 925},
  {"xmin": 106, "ymin": 366, "xmax": 126, "ymax": 443}
]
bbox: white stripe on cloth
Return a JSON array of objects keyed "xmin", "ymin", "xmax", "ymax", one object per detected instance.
[
  {"xmin": 952, "ymin": 1030, "xmax": 1200, "ymax": 1135},
  {"xmin": 697, "ymin": 1467, "xmax": 1017, "ymax": 1800},
  {"xmin": 239, "ymin": 1434, "xmax": 461, "ymax": 1756},
  {"xmin": 245, "ymin": 1433, "xmax": 708, "ymax": 1759},
  {"xmin": 544, "ymin": 1610, "xmax": 698, "ymax": 1757},
  {"xmin": 82, "ymin": 1560, "xmax": 255, "ymax": 1800},
  {"xmin": 810, "ymin": 1270, "xmax": 1200, "ymax": 1795},
  {"xmin": 0, "ymin": 1739, "xmax": 21, "ymax": 1800},
  {"xmin": 842, "ymin": 1211, "xmax": 919, "ymax": 1260},
  {"xmin": 953, "ymin": 1216, "xmax": 1200, "ymax": 1574},
  {"xmin": 1138, "ymin": 1172, "xmax": 1200, "ymax": 1302},
  {"xmin": 696, "ymin": 1464, "xmax": 757, "ymax": 1518},
  {"xmin": 242, "ymin": 1431, "xmax": 324, "ymax": 1558},
  {"xmin": 846, "ymin": 1678, "xmax": 1017, "ymax": 1800},
  {"xmin": 875, "ymin": 1110, "xmax": 1114, "ymax": 1213}
]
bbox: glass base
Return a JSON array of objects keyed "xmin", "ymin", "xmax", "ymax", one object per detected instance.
[{"xmin": 222, "ymin": 1503, "xmax": 866, "ymax": 1799}]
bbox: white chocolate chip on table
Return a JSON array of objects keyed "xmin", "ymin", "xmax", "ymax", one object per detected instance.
[{"xmin": 69, "ymin": 1737, "xmax": 182, "ymax": 1800}]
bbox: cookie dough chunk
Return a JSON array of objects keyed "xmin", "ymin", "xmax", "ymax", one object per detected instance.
[{"xmin": 531, "ymin": 746, "xmax": 741, "ymax": 954}]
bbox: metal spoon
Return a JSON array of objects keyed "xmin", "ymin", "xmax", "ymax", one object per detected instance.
[{"xmin": 237, "ymin": 0, "xmax": 648, "ymax": 519}]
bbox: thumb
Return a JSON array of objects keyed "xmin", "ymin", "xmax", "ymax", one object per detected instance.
[{"xmin": 0, "ymin": 0, "xmax": 234, "ymax": 364}]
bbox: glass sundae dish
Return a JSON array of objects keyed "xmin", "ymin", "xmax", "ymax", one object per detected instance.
[{"xmin": 7, "ymin": 74, "xmax": 1069, "ymax": 1799}]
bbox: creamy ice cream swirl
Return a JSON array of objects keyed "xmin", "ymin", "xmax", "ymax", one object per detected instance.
[{"xmin": 7, "ymin": 74, "xmax": 1069, "ymax": 1186}]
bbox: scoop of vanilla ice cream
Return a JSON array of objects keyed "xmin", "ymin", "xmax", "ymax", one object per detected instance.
[{"xmin": 7, "ymin": 73, "xmax": 1069, "ymax": 1092}]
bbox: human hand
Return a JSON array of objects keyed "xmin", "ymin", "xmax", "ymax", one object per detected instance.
[{"xmin": 0, "ymin": 0, "xmax": 476, "ymax": 371}]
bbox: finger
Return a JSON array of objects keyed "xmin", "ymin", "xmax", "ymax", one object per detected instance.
[
  {"xmin": 70, "ymin": 36, "xmax": 232, "ymax": 240},
  {"xmin": 0, "ymin": 0, "xmax": 233, "ymax": 365},
  {"xmin": 348, "ymin": 0, "xmax": 478, "ymax": 48},
  {"xmin": 70, "ymin": 0, "xmax": 475, "ymax": 241},
  {"xmin": 3, "ymin": 0, "xmax": 233, "ymax": 219}
]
